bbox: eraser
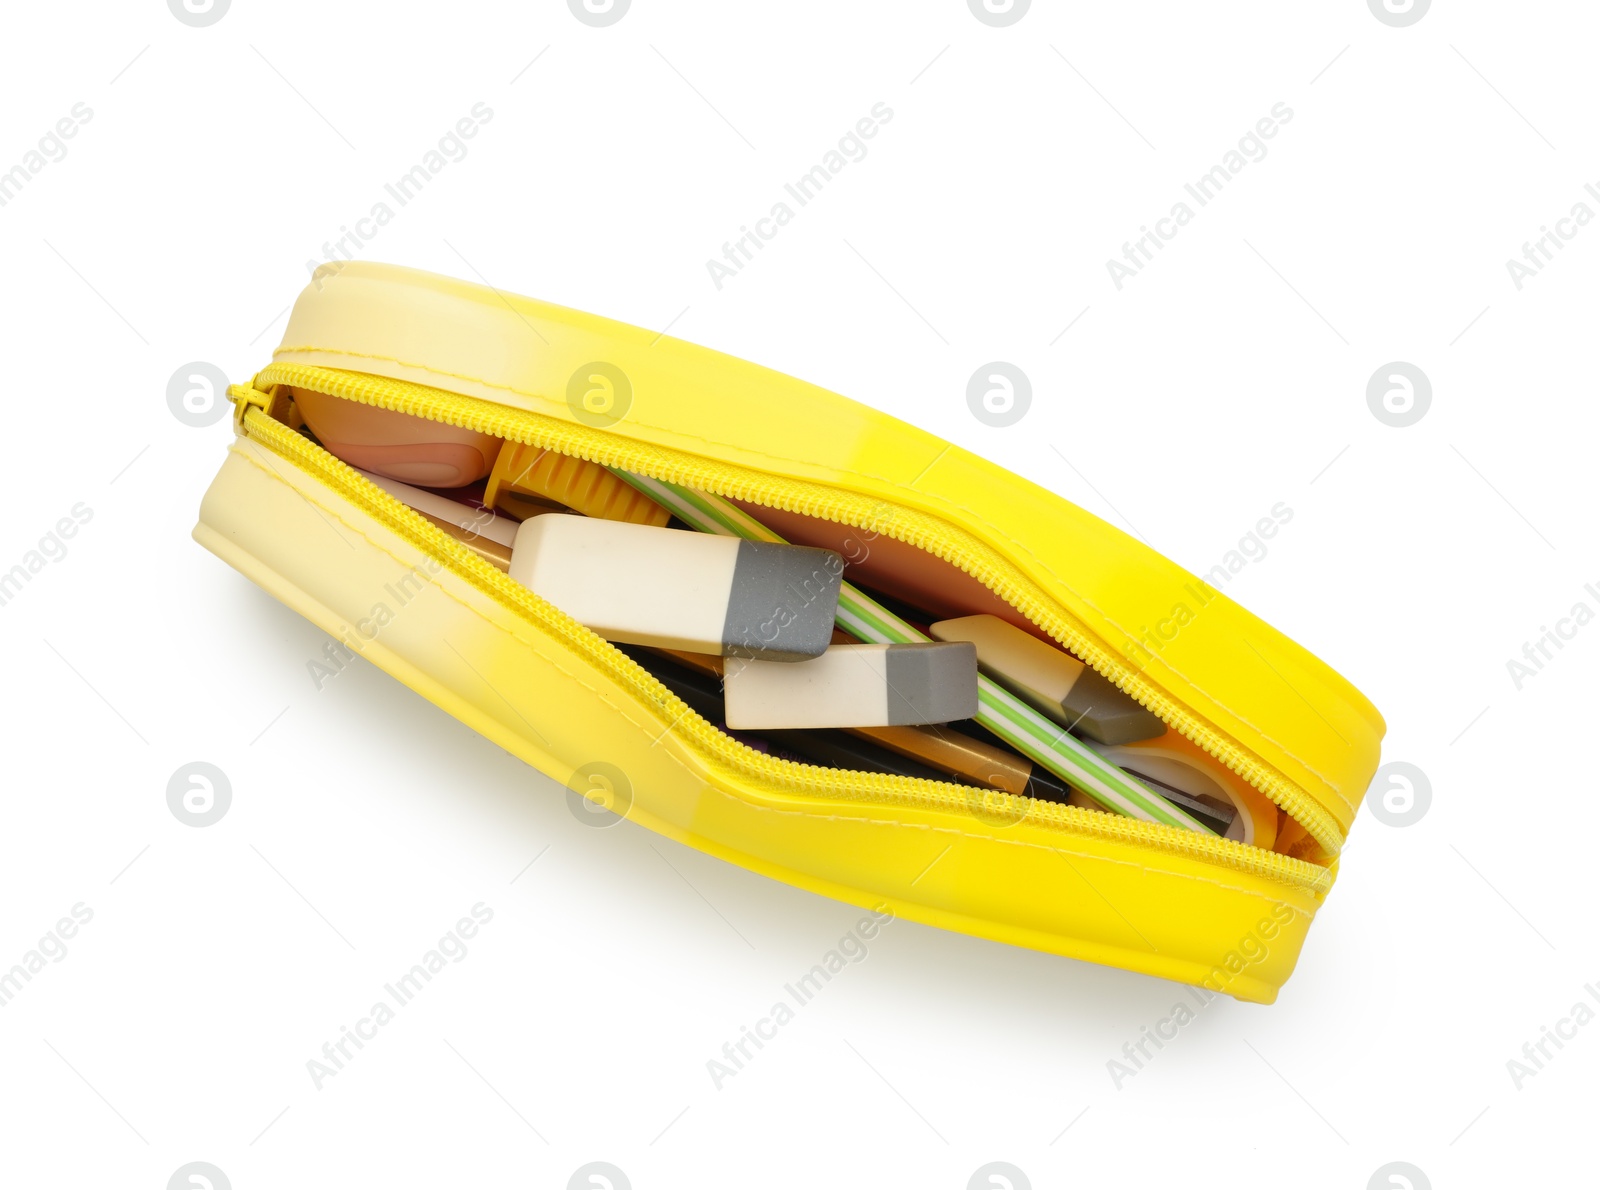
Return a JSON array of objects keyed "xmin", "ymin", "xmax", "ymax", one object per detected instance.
[
  {"xmin": 724, "ymin": 642, "xmax": 978, "ymax": 730},
  {"xmin": 486, "ymin": 441, "xmax": 671, "ymax": 527},
  {"xmin": 929, "ymin": 614, "xmax": 1164, "ymax": 745},
  {"xmin": 509, "ymin": 514, "xmax": 841, "ymax": 660},
  {"xmin": 618, "ymin": 645, "xmax": 957, "ymax": 785},
  {"xmin": 295, "ymin": 389, "xmax": 500, "ymax": 488},
  {"xmin": 653, "ymin": 652, "xmax": 1055, "ymax": 800}
]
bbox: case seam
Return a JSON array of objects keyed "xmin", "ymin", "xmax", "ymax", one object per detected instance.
[{"xmin": 691, "ymin": 785, "xmax": 1316, "ymax": 921}]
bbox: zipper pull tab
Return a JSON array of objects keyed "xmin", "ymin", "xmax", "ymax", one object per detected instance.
[{"xmin": 228, "ymin": 378, "xmax": 277, "ymax": 435}]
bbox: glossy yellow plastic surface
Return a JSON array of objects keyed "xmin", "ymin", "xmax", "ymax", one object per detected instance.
[{"xmin": 195, "ymin": 261, "xmax": 1386, "ymax": 1003}]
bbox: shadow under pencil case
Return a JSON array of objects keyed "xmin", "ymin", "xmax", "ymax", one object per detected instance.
[{"xmin": 194, "ymin": 261, "xmax": 1385, "ymax": 1004}]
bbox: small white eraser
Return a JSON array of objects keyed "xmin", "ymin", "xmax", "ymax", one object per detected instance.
[
  {"xmin": 930, "ymin": 613, "xmax": 1162, "ymax": 744},
  {"xmin": 723, "ymin": 642, "xmax": 978, "ymax": 729}
]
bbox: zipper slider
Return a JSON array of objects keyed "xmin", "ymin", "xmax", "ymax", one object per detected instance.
[{"xmin": 228, "ymin": 379, "xmax": 275, "ymax": 435}]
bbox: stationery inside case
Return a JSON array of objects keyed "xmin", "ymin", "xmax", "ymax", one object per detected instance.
[{"xmin": 260, "ymin": 382, "xmax": 1321, "ymax": 863}]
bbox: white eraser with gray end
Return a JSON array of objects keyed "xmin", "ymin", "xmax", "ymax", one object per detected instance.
[
  {"xmin": 508, "ymin": 514, "xmax": 841, "ymax": 660},
  {"xmin": 723, "ymin": 642, "xmax": 978, "ymax": 729}
]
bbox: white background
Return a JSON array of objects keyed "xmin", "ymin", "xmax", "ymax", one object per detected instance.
[{"xmin": 0, "ymin": 1, "xmax": 1593, "ymax": 1187}]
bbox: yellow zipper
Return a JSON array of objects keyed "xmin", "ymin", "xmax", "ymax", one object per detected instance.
[{"xmin": 231, "ymin": 362, "xmax": 1337, "ymax": 892}]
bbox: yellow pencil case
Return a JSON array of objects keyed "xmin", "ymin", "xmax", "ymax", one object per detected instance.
[{"xmin": 195, "ymin": 261, "xmax": 1384, "ymax": 1004}]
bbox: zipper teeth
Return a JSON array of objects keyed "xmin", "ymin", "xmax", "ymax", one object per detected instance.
[{"xmin": 237, "ymin": 363, "xmax": 1337, "ymax": 888}]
